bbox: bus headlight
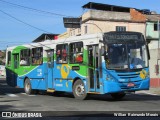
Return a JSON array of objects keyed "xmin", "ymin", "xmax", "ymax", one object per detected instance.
[{"xmin": 106, "ymin": 74, "xmax": 115, "ymax": 81}]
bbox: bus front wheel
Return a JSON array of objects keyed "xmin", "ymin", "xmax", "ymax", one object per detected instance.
[
  {"xmin": 73, "ymin": 80, "xmax": 87, "ymax": 100},
  {"xmin": 110, "ymin": 92, "xmax": 126, "ymax": 100},
  {"xmin": 24, "ymin": 78, "xmax": 32, "ymax": 95}
]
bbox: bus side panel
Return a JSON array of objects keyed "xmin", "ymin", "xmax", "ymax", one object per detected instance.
[
  {"xmin": 53, "ymin": 63, "xmax": 87, "ymax": 92},
  {"xmin": 6, "ymin": 68, "xmax": 17, "ymax": 87},
  {"xmin": 20, "ymin": 65, "xmax": 45, "ymax": 79},
  {"xmin": 16, "ymin": 64, "xmax": 47, "ymax": 90},
  {"xmin": 29, "ymin": 64, "xmax": 47, "ymax": 90},
  {"xmin": 54, "ymin": 79, "xmax": 73, "ymax": 92},
  {"xmin": 53, "ymin": 64, "xmax": 72, "ymax": 92},
  {"xmin": 17, "ymin": 77, "xmax": 24, "ymax": 88},
  {"xmin": 30, "ymin": 79, "xmax": 47, "ymax": 90}
]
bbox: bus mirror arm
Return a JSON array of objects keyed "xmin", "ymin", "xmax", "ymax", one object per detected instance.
[
  {"xmin": 99, "ymin": 40, "xmax": 103, "ymax": 43},
  {"xmin": 100, "ymin": 46, "xmax": 105, "ymax": 56},
  {"xmin": 146, "ymin": 44, "xmax": 150, "ymax": 60}
]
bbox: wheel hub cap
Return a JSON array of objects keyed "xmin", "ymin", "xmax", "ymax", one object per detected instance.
[{"xmin": 75, "ymin": 84, "xmax": 84, "ymax": 96}]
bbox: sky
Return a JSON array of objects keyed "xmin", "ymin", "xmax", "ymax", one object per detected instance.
[{"xmin": 0, "ymin": 0, "xmax": 160, "ymax": 50}]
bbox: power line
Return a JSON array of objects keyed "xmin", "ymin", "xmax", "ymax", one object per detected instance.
[
  {"xmin": 0, "ymin": 42, "xmax": 29, "ymax": 44},
  {"xmin": 0, "ymin": 0, "xmax": 70, "ymax": 17},
  {"xmin": 0, "ymin": 40, "xmax": 29, "ymax": 43},
  {"xmin": 0, "ymin": 9, "xmax": 52, "ymax": 33}
]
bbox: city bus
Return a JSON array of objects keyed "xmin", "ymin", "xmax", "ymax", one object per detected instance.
[{"xmin": 5, "ymin": 31, "xmax": 150, "ymax": 100}]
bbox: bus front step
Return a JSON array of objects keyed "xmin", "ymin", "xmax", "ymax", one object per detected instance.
[
  {"xmin": 47, "ymin": 89, "xmax": 55, "ymax": 93},
  {"xmin": 88, "ymin": 92, "xmax": 100, "ymax": 94}
]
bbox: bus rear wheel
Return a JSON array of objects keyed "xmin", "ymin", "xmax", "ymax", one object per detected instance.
[
  {"xmin": 24, "ymin": 78, "xmax": 32, "ymax": 95},
  {"xmin": 73, "ymin": 80, "xmax": 87, "ymax": 100},
  {"xmin": 110, "ymin": 92, "xmax": 126, "ymax": 100}
]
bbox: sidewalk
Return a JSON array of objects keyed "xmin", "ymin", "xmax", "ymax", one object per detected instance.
[
  {"xmin": 148, "ymin": 87, "xmax": 160, "ymax": 95},
  {"xmin": 137, "ymin": 87, "xmax": 160, "ymax": 95}
]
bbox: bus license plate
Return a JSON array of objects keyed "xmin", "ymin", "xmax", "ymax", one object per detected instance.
[{"xmin": 127, "ymin": 83, "xmax": 135, "ymax": 87}]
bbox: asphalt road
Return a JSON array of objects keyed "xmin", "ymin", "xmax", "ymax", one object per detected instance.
[{"xmin": 0, "ymin": 78, "xmax": 160, "ymax": 119}]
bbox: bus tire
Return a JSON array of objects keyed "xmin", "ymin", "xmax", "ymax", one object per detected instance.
[
  {"xmin": 24, "ymin": 78, "xmax": 32, "ymax": 95},
  {"xmin": 110, "ymin": 92, "xmax": 126, "ymax": 100},
  {"xmin": 73, "ymin": 79, "xmax": 87, "ymax": 100}
]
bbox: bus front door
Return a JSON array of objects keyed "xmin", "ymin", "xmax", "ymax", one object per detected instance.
[
  {"xmin": 88, "ymin": 45, "xmax": 100, "ymax": 92},
  {"xmin": 13, "ymin": 54, "xmax": 19, "ymax": 86},
  {"xmin": 46, "ymin": 49, "xmax": 54, "ymax": 89}
]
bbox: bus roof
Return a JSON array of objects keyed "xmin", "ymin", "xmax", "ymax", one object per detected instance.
[{"xmin": 6, "ymin": 33, "xmax": 103, "ymax": 51}]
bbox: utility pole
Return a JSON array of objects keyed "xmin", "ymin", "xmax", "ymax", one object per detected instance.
[
  {"xmin": 158, "ymin": 20, "xmax": 160, "ymax": 50},
  {"xmin": 156, "ymin": 20, "xmax": 160, "ymax": 75},
  {"xmin": 158, "ymin": 20, "xmax": 160, "ymax": 47}
]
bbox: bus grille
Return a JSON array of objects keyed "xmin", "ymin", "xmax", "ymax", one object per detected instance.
[
  {"xmin": 117, "ymin": 72, "xmax": 140, "ymax": 79},
  {"xmin": 117, "ymin": 72, "xmax": 141, "ymax": 89}
]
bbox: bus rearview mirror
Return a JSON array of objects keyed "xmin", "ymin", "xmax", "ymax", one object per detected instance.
[{"xmin": 101, "ymin": 46, "xmax": 105, "ymax": 56}]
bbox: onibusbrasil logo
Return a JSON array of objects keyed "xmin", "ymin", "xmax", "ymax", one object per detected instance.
[{"xmin": 1, "ymin": 112, "xmax": 42, "ymax": 118}]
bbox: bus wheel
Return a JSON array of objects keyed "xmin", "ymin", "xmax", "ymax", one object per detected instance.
[
  {"xmin": 110, "ymin": 92, "xmax": 126, "ymax": 100},
  {"xmin": 24, "ymin": 78, "xmax": 32, "ymax": 95},
  {"xmin": 73, "ymin": 80, "xmax": 87, "ymax": 100}
]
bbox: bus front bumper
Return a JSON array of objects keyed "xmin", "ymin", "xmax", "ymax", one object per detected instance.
[{"xmin": 103, "ymin": 78, "xmax": 150, "ymax": 94}]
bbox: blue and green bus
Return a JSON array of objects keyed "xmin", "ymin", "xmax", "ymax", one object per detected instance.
[{"xmin": 6, "ymin": 31, "xmax": 150, "ymax": 100}]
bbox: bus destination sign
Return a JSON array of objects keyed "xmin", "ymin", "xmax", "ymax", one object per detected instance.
[
  {"xmin": 107, "ymin": 35, "xmax": 138, "ymax": 40},
  {"xmin": 104, "ymin": 32, "xmax": 144, "ymax": 43}
]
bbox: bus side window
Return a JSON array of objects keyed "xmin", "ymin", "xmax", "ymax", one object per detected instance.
[
  {"xmin": 47, "ymin": 49, "xmax": 54, "ymax": 68},
  {"xmin": 69, "ymin": 42, "xmax": 83, "ymax": 63},
  {"xmin": 20, "ymin": 49, "xmax": 30, "ymax": 66},
  {"xmin": 56, "ymin": 44, "xmax": 68, "ymax": 63},
  {"xmin": 32, "ymin": 47, "xmax": 43, "ymax": 65}
]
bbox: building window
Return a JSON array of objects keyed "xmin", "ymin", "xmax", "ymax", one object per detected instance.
[
  {"xmin": 84, "ymin": 26, "xmax": 87, "ymax": 34},
  {"xmin": 116, "ymin": 26, "xmax": 126, "ymax": 31},
  {"xmin": 20, "ymin": 49, "xmax": 30, "ymax": 66},
  {"xmin": 32, "ymin": 47, "xmax": 43, "ymax": 65},
  {"xmin": 154, "ymin": 23, "xmax": 158, "ymax": 31},
  {"xmin": 69, "ymin": 42, "xmax": 83, "ymax": 63},
  {"xmin": 56, "ymin": 44, "xmax": 68, "ymax": 63},
  {"xmin": 7, "ymin": 51, "xmax": 11, "ymax": 66}
]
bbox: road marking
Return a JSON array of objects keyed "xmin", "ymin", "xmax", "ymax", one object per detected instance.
[
  {"xmin": 5, "ymin": 93, "xmax": 36, "ymax": 98},
  {"xmin": 6, "ymin": 93, "xmax": 18, "ymax": 97},
  {"xmin": 21, "ymin": 93, "xmax": 36, "ymax": 96}
]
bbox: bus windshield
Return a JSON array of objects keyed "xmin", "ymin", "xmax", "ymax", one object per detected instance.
[{"xmin": 104, "ymin": 42, "xmax": 148, "ymax": 70}]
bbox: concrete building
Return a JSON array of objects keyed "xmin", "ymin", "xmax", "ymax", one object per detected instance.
[
  {"xmin": 58, "ymin": 32, "xmax": 69, "ymax": 39},
  {"xmin": 65, "ymin": 2, "xmax": 146, "ymax": 37},
  {"xmin": 33, "ymin": 34, "xmax": 59, "ymax": 42},
  {"xmin": 146, "ymin": 14, "xmax": 160, "ymax": 87}
]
